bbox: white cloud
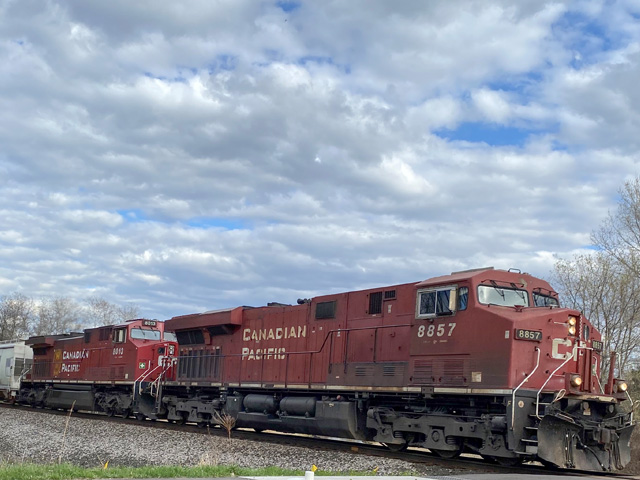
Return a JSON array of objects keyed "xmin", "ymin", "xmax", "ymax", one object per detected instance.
[
  {"xmin": 0, "ymin": 0, "xmax": 640, "ymax": 320},
  {"xmin": 472, "ymin": 89, "xmax": 512, "ymax": 124}
]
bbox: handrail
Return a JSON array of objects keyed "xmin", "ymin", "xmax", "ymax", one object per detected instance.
[
  {"xmin": 149, "ymin": 359, "xmax": 174, "ymax": 395},
  {"xmin": 626, "ymin": 391, "xmax": 635, "ymax": 424},
  {"xmin": 535, "ymin": 345, "xmax": 587, "ymax": 419},
  {"xmin": 18, "ymin": 364, "xmax": 33, "ymax": 383},
  {"xmin": 133, "ymin": 363, "xmax": 163, "ymax": 397},
  {"xmin": 511, "ymin": 347, "xmax": 540, "ymax": 429},
  {"xmin": 593, "ymin": 356, "xmax": 604, "ymax": 394}
]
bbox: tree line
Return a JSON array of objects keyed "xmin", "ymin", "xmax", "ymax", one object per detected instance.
[
  {"xmin": 0, "ymin": 294, "xmax": 140, "ymax": 341},
  {"xmin": 551, "ymin": 177, "xmax": 640, "ymax": 400}
]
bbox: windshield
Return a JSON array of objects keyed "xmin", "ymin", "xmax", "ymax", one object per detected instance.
[
  {"xmin": 477, "ymin": 285, "xmax": 529, "ymax": 307},
  {"xmin": 533, "ymin": 292, "xmax": 560, "ymax": 307},
  {"xmin": 164, "ymin": 332, "xmax": 177, "ymax": 342},
  {"xmin": 130, "ymin": 328, "xmax": 161, "ymax": 341}
]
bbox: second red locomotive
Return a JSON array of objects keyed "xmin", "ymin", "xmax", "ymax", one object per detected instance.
[{"xmin": 20, "ymin": 318, "xmax": 177, "ymax": 418}]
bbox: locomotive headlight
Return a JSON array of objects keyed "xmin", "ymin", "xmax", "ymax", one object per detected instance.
[
  {"xmin": 570, "ymin": 374, "xmax": 583, "ymax": 387},
  {"xmin": 615, "ymin": 381, "xmax": 628, "ymax": 393},
  {"xmin": 567, "ymin": 316, "xmax": 578, "ymax": 336}
]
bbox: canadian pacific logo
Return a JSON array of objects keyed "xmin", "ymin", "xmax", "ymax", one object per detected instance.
[
  {"xmin": 54, "ymin": 349, "xmax": 89, "ymax": 374},
  {"xmin": 242, "ymin": 326, "xmax": 307, "ymax": 361}
]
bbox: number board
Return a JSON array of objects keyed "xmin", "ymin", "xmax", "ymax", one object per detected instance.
[
  {"xmin": 592, "ymin": 340, "xmax": 603, "ymax": 351},
  {"xmin": 142, "ymin": 320, "xmax": 157, "ymax": 327},
  {"xmin": 515, "ymin": 328, "xmax": 542, "ymax": 342}
]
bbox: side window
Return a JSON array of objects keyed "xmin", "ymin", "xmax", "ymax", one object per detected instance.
[
  {"xmin": 316, "ymin": 301, "xmax": 337, "ymax": 319},
  {"xmin": 113, "ymin": 328, "xmax": 127, "ymax": 343},
  {"xmin": 176, "ymin": 329, "xmax": 205, "ymax": 345},
  {"xmin": 458, "ymin": 287, "xmax": 468, "ymax": 311},
  {"xmin": 368, "ymin": 291, "xmax": 382, "ymax": 315},
  {"xmin": 416, "ymin": 286, "xmax": 458, "ymax": 318}
]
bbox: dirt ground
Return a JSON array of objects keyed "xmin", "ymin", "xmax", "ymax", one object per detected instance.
[{"xmin": 622, "ymin": 425, "xmax": 640, "ymax": 475}]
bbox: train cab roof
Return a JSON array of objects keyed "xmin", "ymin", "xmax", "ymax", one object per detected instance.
[{"xmin": 416, "ymin": 267, "xmax": 555, "ymax": 292}]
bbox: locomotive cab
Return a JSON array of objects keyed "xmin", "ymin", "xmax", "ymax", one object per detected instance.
[
  {"xmin": 409, "ymin": 268, "xmax": 634, "ymax": 470},
  {"xmin": 124, "ymin": 320, "xmax": 178, "ymax": 383}
]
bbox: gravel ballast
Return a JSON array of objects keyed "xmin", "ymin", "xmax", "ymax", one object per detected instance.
[{"xmin": 0, "ymin": 408, "xmax": 467, "ymax": 476}]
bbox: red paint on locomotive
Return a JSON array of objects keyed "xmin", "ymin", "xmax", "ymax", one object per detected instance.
[
  {"xmin": 21, "ymin": 319, "xmax": 177, "ymax": 417},
  {"xmin": 162, "ymin": 268, "xmax": 634, "ymax": 471},
  {"xmin": 164, "ymin": 270, "xmax": 606, "ymax": 394},
  {"xmin": 28, "ymin": 319, "xmax": 176, "ymax": 384}
]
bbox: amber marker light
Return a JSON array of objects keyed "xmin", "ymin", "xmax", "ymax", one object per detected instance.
[
  {"xmin": 568, "ymin": 316, "xmax": 577, "ymax": 326},
  {"xmin": 568, "ymin": 325, "xmax": 577, "ymax": 335},
  {"xmin": 570, "ymin": 374, "xmax": 583, "ymax": 387}
]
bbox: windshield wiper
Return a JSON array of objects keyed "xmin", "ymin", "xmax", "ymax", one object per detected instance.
[{"xmin": 490, "ymin": 280, "xmax": 505, "ymax": 300}]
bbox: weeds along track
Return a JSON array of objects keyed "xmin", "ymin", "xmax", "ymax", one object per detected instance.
[{"xmin": 0, "ymin": 402, "xmax": 633, "ymax": 478}]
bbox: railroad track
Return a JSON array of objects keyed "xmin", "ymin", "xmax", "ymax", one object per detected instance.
[{"xmin": 0, "ymin": 402, "xmax": 634, "ymax": 478}]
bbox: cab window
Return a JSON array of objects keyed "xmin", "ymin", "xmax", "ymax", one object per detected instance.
[
  {"xmin": 130, "ymin": 328, "xmax": 161, "ymax": 340},
  {"xmin": 477, "ymin": 285, "xmax": 529, "ymax": 307},
  {"xmin": 113, "ymin": 328, "xmax": 127, "ymax": 343},
  {"xmin": 416, "ymin": 286, "xmax": 457, "ymax": 318},
  {"xmin": 458, "ymin": 287, "xmax": 469, "ymax": 311},
  {"xmin": 533, "ymin": 292, "xmax": 560, "ymax": 307}
]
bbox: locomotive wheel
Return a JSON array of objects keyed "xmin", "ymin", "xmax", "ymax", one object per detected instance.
[
  {"xmin": 106, "ymin": 407, "xmax": 116, "ymax": 417},
  {"xmin": 136, "ymin": 413, "xmax": 146, "ymax": 421},
  {"xmin": 432, "ymin": 448, "xmax": 461, "ymax": 459},
  {"xmin": 432, "ymin": 439, "xmax": 463, "ymax": 459},
  {"xmin": 121, "ymin": 409, "xmax": 132, "ymax": 418},
  {"xmin": 174, "ymin": 413, "xmax": 188, "ymax": 425}
]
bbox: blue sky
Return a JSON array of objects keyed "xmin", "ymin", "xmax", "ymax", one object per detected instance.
[{"xmin": 1, "ymin": 0, "xmax": 640, "ymax": 319}]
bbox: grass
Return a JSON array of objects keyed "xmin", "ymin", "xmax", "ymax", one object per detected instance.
[{"xmin": 0, "ymin": 463, "xmax": 380, "ymax": 480}]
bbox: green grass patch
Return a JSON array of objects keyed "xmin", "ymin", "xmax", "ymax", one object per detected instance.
[{"xmin": 0, "ymin": 463, "xmax": 378, "ymax": 480}]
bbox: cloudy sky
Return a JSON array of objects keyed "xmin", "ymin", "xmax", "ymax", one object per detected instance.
[{"xmin": 1, "ymin": 0, "xmax": 639, "ymax": 319}]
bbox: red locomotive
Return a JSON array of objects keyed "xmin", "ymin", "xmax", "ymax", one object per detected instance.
[
  {"xmin": 160, "ymin": 268, "xmax": 635, "ymax": 471},
  {"xmin": 20, "ymin": 318, "xmax": 177, "ymax": 418}
]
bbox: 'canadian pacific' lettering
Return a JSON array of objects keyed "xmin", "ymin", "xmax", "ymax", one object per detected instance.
[
  {"xmin": 242, "ymin": 326, "xmax": 307, "ymax": 343},
  {"xmin": 241, "ymin": 347, "xmax": 286, "ymax": 360},
  {"xmin": 62, "ymin": 350, "xmax": 89, "ymax": 360},
  {"xmin": 60, "ymin": 363, "xmax": 81, "ymax": 373},
  {"xmin": 241, "ymin": 325, "xmax": 307, "ymax": 361}
]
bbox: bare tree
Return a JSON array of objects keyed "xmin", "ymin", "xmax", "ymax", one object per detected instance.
[
  {"xmin": 552, "ymin": 252, "xmax": 640, "ymax": 379},
  {"xmin": 0, "ymin": 293, "xmax": 34, "ymax": 341},
  {"xmin": 117, "ymin": 303, "xmax": 140, "ymax": 322},
  {"xmin": 33, "ymin": 297, "xmax": 83, "ymax": 336},
  {"xmin": 84, "ymin": 297, "xmax": 118, "ymax": 326},
  {"xmin": 84, "ymin": 297, "xmax": 140, "ymax": 326},
  {"xmin": 593, "ymin": 177, "xmax": 640, "ymax": 275}
]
